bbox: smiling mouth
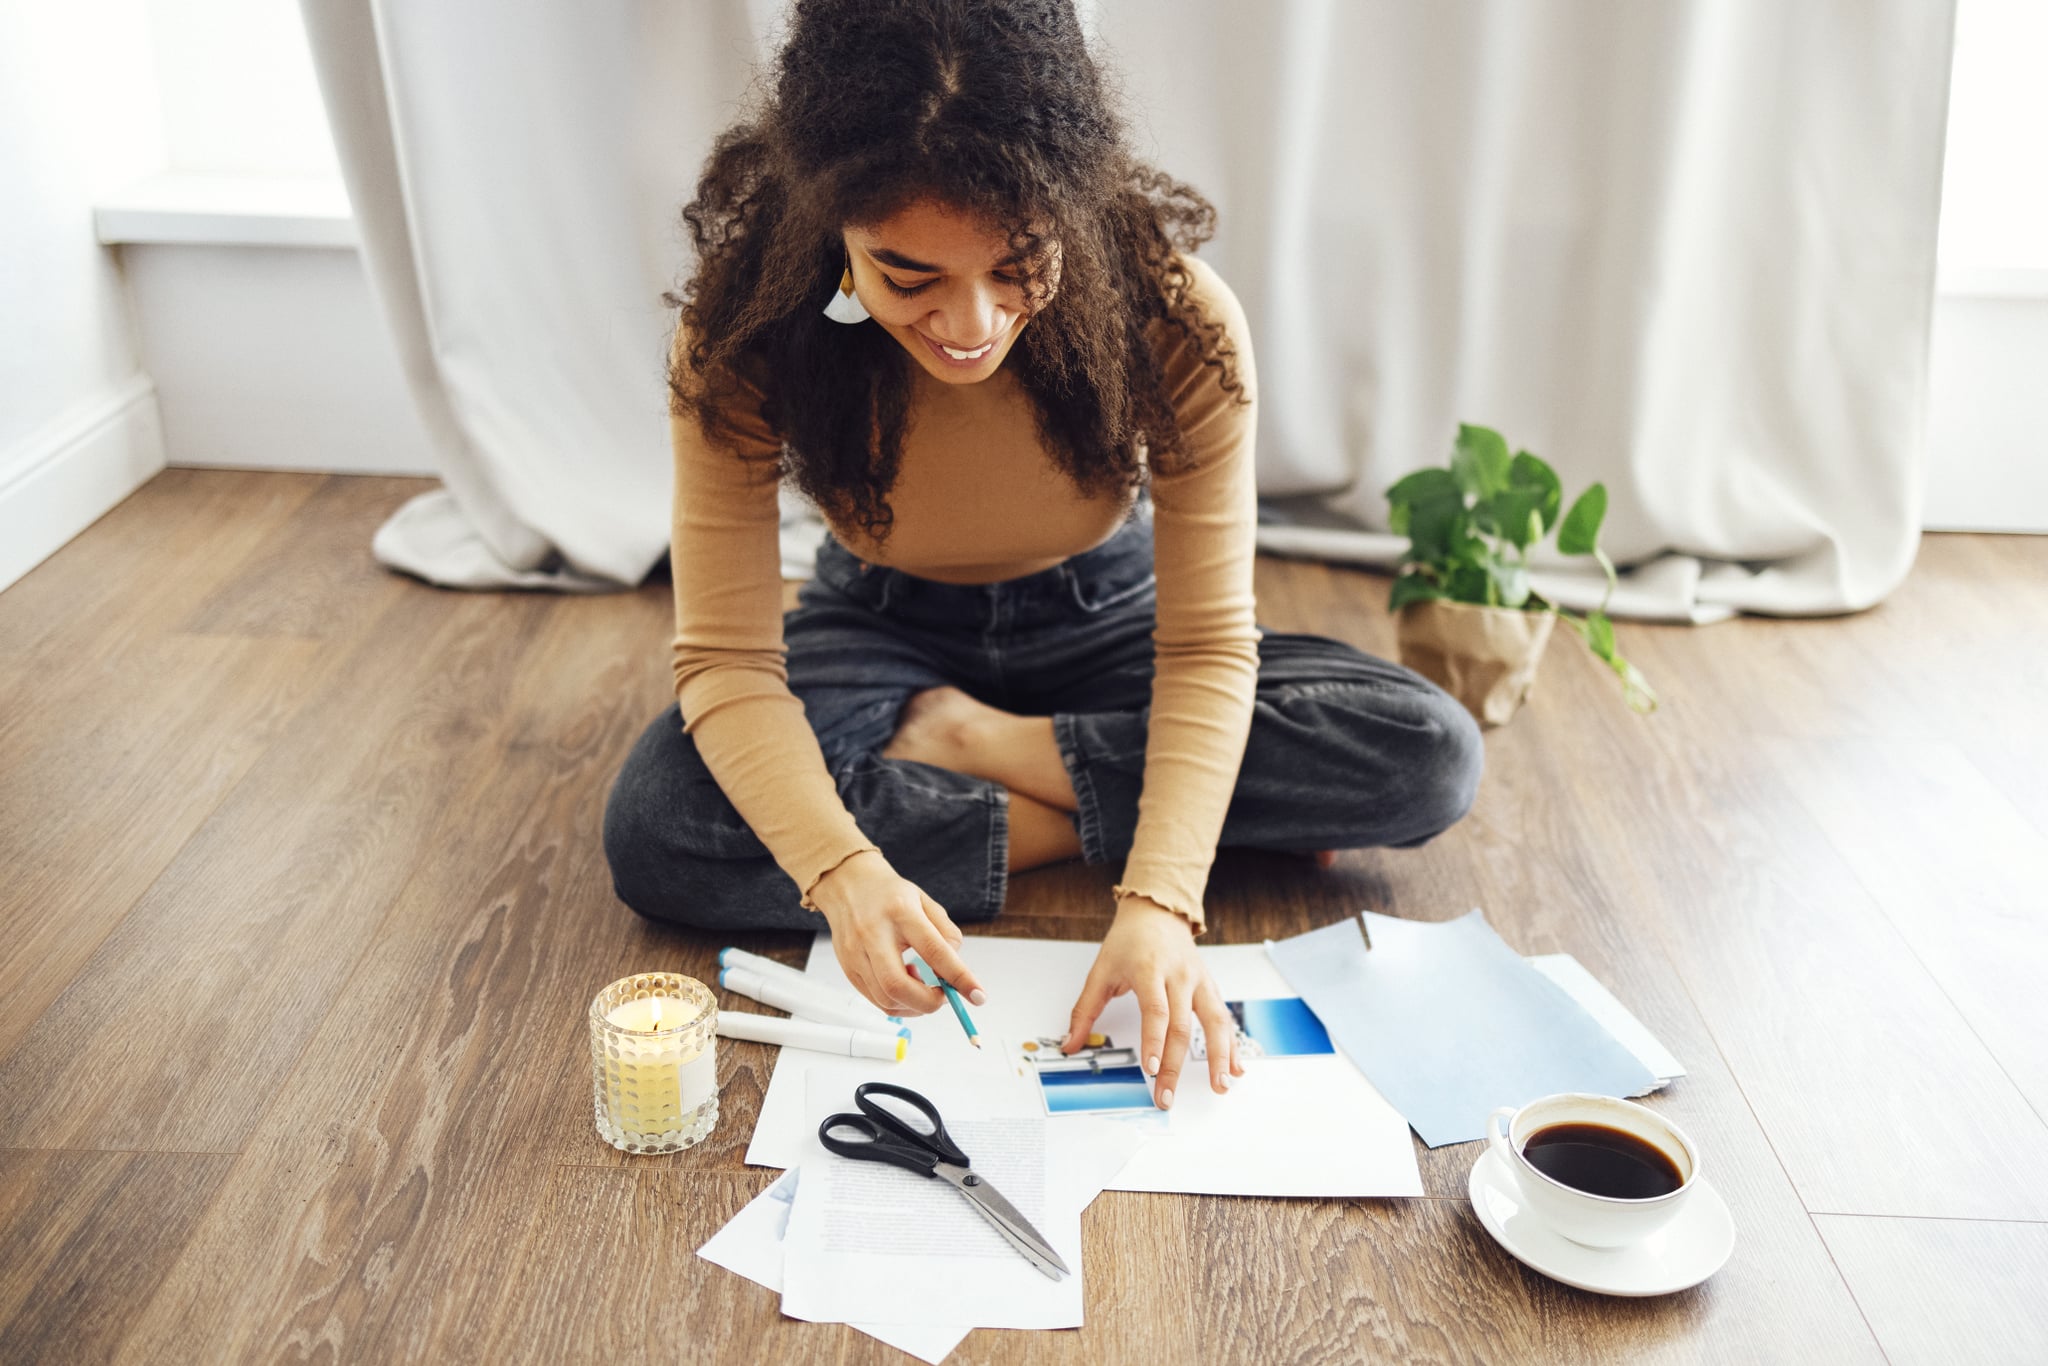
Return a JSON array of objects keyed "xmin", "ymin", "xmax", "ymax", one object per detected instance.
[{"xmin": 919, "ymin": 331, "xmax": 999, "ymax": 363}]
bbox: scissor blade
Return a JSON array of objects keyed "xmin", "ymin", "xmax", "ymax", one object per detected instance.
[{"xmin": 934, "ymin": 1163, "xmax": 1071, "ymax": 1281}]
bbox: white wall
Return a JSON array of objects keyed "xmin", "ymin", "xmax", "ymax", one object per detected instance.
[
  {"xmin": 0, "ymin": 0, "xmax": 171, "ymax": 592},
  {"xmin": 1921, "ymin": 0, "xmax": 2048, "ymax": 533},
  {"xmin": 124, "ymin": 242, "xmax": 436, "ymax": 475},
  {"xmin": 143, "ymin": 0, "xmax": 339, "ymax": 177}
]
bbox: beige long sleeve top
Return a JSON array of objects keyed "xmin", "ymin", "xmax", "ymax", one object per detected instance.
[{"xmin": 669, "ymin": 253, "xmax": 1259, "ymax": 931}]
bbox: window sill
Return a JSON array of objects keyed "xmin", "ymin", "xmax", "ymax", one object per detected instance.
[
  {"xmin": 1936, "ymin": 265, "xmax": 2048, "ymax": 300},
  {"xmin": 94, "ymin": 172, "xmax": 355, "ymax": 249}
]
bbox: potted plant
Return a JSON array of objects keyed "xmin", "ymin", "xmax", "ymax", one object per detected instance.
[{"xmin": 1385, "ymin": 423, "xmax": 1657, "ymax": 728}]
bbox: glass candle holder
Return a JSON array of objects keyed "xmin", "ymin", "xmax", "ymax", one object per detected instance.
[{"xmin": 590, "ymin": 972, "xmax": 718, "ymax": 1154}]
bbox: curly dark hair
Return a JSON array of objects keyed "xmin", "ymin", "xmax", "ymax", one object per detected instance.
[{"xmin": 665, "ymin": 0, "xmax": 1251, "ymax": 542}]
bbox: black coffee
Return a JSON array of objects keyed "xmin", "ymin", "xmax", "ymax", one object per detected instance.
[{"xmin": 1521, "ymin": 1122, "xmax": 1683, "ymax": 1200}]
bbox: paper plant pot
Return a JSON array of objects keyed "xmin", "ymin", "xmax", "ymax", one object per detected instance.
[{"xmin": 1395, "ymin": 598, "xmax": 1556, "ymax": 729}]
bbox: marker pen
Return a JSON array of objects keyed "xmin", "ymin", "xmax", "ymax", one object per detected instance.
[
  {"xmin": 718, "ymin": 947, "xmax": 902, "ymax": 1025},
  {"xmin": 719, "ymin": 964, "xmax": 900, "ymax": 1031},
  {"xmin": 716, "ymin": 1010, "xmax": 907, "ymax": 1061}
]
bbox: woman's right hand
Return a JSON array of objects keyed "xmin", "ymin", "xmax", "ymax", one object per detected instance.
[{"xmin": 808, "ymin": 849, "xmax": 988, "ymax": 1016}]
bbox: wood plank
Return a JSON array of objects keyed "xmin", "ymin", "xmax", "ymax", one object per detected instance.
[
  {"xmin": 0, "ymin": 472, "xmax": 397, "ymax": 1059},
  {"xmin": 112, "ymin": 590, "xmax": 675, "ymax": 1360},
  {"xmin": 0, "ymin": 1149, "xmax": 234, "ymax": 1363},
  {"xmin": 179, "ymin": 474, "xmax": 432, "ymax": 640},
  {"xmin": 1570, "ymin": 620, "xmax": 2048, "ymax": 1221},
  {"xmin": 0, "ymin": 468, "xmax": 321, "ymax": 667},
  {"xmin": 0, "ymin": 585, "xmax": 552, "ymax": 1153},
  {"xmin": 477, "ymin": 1168, "xmax": 851, "ymax": 1366},
  {"xmin": 0, "ymin": 634, "xmax": 328, "ymax": 1056},
  {"xmin": 1761, "ymin": 535, "xmax": 2048, "ymax": 750},
  {"xmin": 1187, "ymin": 1195, "xmax": 1880, "ymax": 1366},
  {"xmin": 1769, "ymin": 736, "xmax": 2048, "ymax": 1126},
  {"xmin": 1961, "ymin": 737, "xmax": 2048, "ymax": 843},
  {"xmin": 1817, "ymin": 1215, "xmax": 2048, "ymax": 1366}
]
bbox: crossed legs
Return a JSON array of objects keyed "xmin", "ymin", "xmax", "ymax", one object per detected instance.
[{"xmin": 878, "ymin": 684, "xmax": 1344, "ymax": 874}]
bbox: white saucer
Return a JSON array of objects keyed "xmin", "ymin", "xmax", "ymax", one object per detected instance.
[{"xmin": 1467, "ymin": 1147, "xmax": 1735, "ymax": 1297}]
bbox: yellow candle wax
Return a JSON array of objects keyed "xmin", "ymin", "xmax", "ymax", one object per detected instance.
[{"xmin": 602, "ymin": 996, "xmax": 713, "ymax": 1139}]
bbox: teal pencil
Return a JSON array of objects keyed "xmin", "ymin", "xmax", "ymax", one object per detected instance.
[{"xmin": 914, "ymin": 958, "xmax": 981, "ymax": 1049}]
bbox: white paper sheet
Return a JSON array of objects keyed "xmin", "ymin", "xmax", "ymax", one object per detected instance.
[
  {"xmin": 747, "ymin": 934, "xmax": 1421, "ymax": 1198},
  {"xmin": 781, "ymin": 1068, "xmax": 1141, "ymax": 1330},
  {"xmin": 696, "ymin": 1170, "xmax": 971, "ymax": 1364}
]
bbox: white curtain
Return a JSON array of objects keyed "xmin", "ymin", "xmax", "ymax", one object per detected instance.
[{"xmin": 304, "ymin": 0, "xmax": 1955, "ymax": 621}]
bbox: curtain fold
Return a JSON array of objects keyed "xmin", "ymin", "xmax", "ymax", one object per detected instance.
[{"xmin": 303, "ymin": 0, "xmax": 1955, "ymax": 618}]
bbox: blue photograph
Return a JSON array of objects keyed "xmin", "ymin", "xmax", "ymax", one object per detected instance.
[
  {"xmin": 1037, "ymin": 1064, "xmax": 1156, "ymax": 1114},
  {"xmin": 1230, "ymin": 998, "xmax": 1335, "ymax": 1057}
]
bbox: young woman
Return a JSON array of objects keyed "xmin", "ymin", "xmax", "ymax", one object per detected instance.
[{"xmin": 604, "ymin": 0, "xmax": 1483, "ymax": 1110}]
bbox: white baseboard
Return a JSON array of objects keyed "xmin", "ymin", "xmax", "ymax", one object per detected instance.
[
  {"xmin": 0, "ymin": 376, "xmax": 168, "ymax": 594},
  {"xmin": 1923, "ymin": 292, "xmax": 2048, "ymax": 533}
]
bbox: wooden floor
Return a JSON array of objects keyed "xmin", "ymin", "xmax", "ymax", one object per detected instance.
[{"xmin": 3, "ymin": 469, "xmax": 2046, "ymax": 1364}]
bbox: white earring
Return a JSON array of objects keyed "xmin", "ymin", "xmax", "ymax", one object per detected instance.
[{"xmin": 822, "ymin": 257, "xmax": 871, "ymax": 324}]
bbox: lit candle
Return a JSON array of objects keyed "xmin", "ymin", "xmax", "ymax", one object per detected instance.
[{"xmin": 590, "ymin": 973, "xmax": 718, "ymax": 1153}]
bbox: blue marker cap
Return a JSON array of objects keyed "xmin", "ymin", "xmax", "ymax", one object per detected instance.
[
  {"xmin": 718, "ymin": 947, "xmax": 736, "ymax": 969},
  {"xmin": 717, "ymin": 965, "xmax": 730, "ymax": 989}
]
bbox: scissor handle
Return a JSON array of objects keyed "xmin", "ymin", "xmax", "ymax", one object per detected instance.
[
  {"xmin": 851, "ymin": 1081, "xmax": 970, "ymax": 1163},
  {"xmin": 818, "ymin": 1112, "xmax": 944, "ymax": 1176},
  {"xmin": 855, "ymin": 1083, "xmax": 969, "ymax": 1165}
]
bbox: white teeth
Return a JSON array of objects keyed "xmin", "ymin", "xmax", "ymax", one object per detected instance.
[{"xmin": 939, "ymin": 340, "xmax": 992, "ymax": 360}]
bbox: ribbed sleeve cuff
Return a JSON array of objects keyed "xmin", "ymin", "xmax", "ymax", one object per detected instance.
[
  {"xmin": 797, "ymin": 842, "xmax": 883, "ymax": 912},
  {"xmin": 1112, "ymin": 882, "xmax": 1207, "ymax": 935}
]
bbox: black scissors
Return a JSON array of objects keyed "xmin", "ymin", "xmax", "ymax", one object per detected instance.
[{"xmin": 817, "ymin": 1082, "xmax": 1071, "ymax": 1281}]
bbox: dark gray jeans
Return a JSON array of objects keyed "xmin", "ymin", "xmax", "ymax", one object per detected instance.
[{"xmin": 604, "ymin": 514, "xmax": 1483, "ymax": 932}]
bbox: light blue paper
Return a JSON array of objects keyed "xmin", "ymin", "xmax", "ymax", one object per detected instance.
[{"xmin": 1265, "ymin": 911, "xmax": 1660, "ymax": 1147}]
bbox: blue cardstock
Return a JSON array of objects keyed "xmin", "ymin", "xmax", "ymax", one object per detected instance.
[{"xmin": 1265, "ymin": 911, "xmax": 1660, "ymax": 1147}]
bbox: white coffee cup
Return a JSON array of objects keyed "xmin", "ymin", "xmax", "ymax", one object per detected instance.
[{"xmin": 1487, "ymin": 1093, "xmax": 1700, "ymax": 1249}]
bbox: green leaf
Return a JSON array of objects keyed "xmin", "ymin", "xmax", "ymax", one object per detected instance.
[
  {"xmin": 1584, "ymin": 609, "xmax": 1616, "ymax": 660},
  {"xmin": 1404, "ymin": 494, "xmax": 1465, "ymax": 564},
  {"xmin": 1615, "ymin": 658, "xmax": 1659, "ymax": 714},
  {"xmin": 1388, "ymin": 573, "xmax": 1446, "ymax": 612},
  {"xmin": 1489, "ymin": 560, "xmax": 1531, "ymax": 609},
  {"xmin": 1445, "ymin": 563, "xmax": 1493, "ymax": 605},
  {"xmin": 1562, "ymin": 608, "xmax": 1659, "ymax": 715},
  {"xmin": 1557, "ymin": 483, "xmax": 1608, "ymax": 556},
  {"xmin": 1485, "ymin": 488, "xmax": 1543, "ymax": 550},
  {"xmin": 1386, "ymin": 467, "xmax": 1461, "ymax": 509},
  {"xmin": 1509, "ymin": 451, "xmax": 1562, "ymax": 530},
  {"xmin": 1451, "ymin": 424, "xmax": 1511, "ymax": 499},
  {"xmin": 1388, "ymin": 502, "xmax": 1409, "ymax": 537}
]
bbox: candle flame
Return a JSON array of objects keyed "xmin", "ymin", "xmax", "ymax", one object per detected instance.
[{"xmin": 650, "ymin": 996, "xmax": 663, "ymax": 1029}]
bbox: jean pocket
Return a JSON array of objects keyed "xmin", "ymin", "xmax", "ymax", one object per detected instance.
[
  {"xmin": 814, "ymin": 541, "xmax": 896, "ymax": 614},
  {"xmin": 1062, "ymin": 564, "xmax": 1157, "ymax": 614}
]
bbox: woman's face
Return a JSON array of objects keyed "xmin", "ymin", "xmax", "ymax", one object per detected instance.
[{"xmin": 842, "ymin": 199, "xmax": 1059, "ymax": 386}]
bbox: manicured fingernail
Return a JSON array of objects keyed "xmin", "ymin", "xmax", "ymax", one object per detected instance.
[
  {"xmin": 1159, "ymin": 1087, "xmax": 1175, "ymax": 1109},
  {"xmin": 1221, "ymin": 1072, "xmax": 1234, "ymax": 1090},
  {"xmin": 968, "ymin": 989, "xmax": 987, "ymax": 1006},
  {"xmin": 1147, "ymin": 1055, "xmax": 1161, "ymax": 1075}
]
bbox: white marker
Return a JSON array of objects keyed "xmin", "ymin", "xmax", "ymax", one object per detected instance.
[
  {"xmin": 716, "ymin": 1010, "xmax": 907, "ymax": 1061},
  {"xmin": 719, "ymin": 947, "xmax": 901, "ymax": 1025},
  {"xmin": 719, "ymin": 964, "xmax": 899, "ymax": 1031}
]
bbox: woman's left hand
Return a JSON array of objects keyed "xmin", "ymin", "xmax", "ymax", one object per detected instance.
[{"xmin": 1061, "ymin": 895, "xmax": 1244, "ymax": 1108}]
